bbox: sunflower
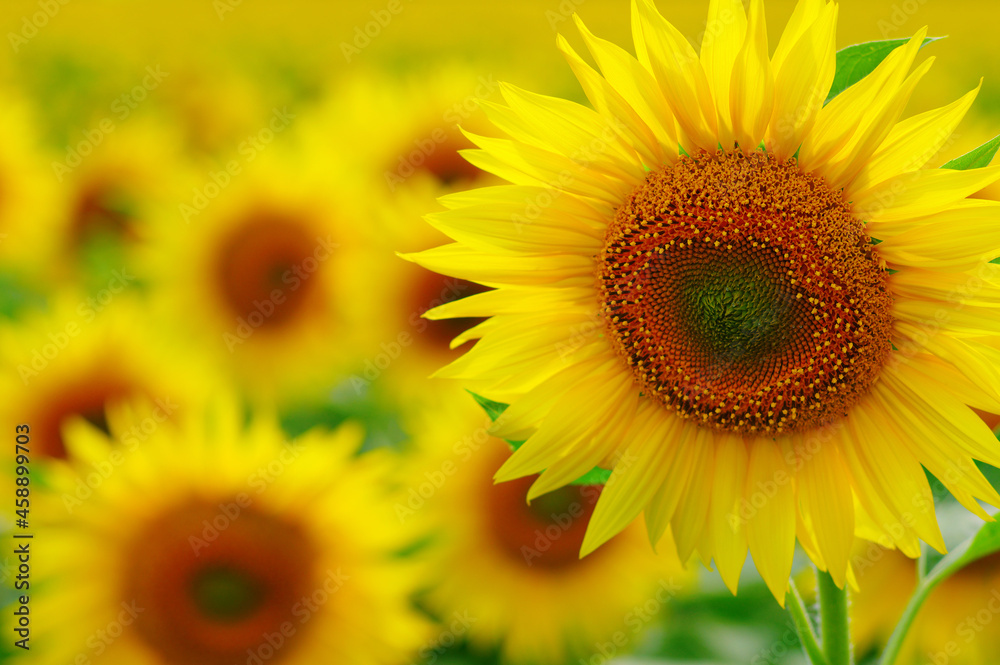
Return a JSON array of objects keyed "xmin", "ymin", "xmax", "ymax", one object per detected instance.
[
  {"xmin": 305, "ymin": 67, "xmax": 499, "ymax": 199},
  {"xmin": 20, "ymin": 397, "xmax": 429, "ymax": 665},
  {"xmin": 0, "ymin": 294, "xmax": 212, "ymax": 460},
  {"xmin": 141, "ymin": 143, "xmax": 386, "ymax": 403},
  {"xmin": 43, "ymin": 116, "xmax": 193, "ymax": 282},
  {"xmin": 297, "ymin": 69, "xmax": 500, "ymax": 404},
  {"xmin": 406, "ymin": 402, "xmax": 688, "ymax": 664},
  {"xmin": 405, "ymin": 0, "xmax": 1000, "ymax": 602}
]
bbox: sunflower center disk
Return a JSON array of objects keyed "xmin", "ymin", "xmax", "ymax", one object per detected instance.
[
  {"xmin": 598, "ymin": 150, "xmax": 893, "ymax": 436},
  {"xmin": 126, "ymin": 500, "xmax": 319, "ymax": 665}
]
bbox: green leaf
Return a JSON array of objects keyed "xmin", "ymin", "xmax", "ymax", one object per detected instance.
[
  {"xmin": 469, "ymin": 392, "xmax": 611, "ymax": 485},
  {"xmin": 571, "ymin": 466, "xmax": 613, "ymax": 485},
  {"xmin": 826, "ymin": 37, "xmax": 941, "ymax": 104},
  {"xmin": 940, "ymin": 134, "xmax": 1000, "ymax": 170},
  {"xmin": 929, "ymin": 517, "xmax": 1000, "ymax": 582},
  {"xmin": 467, "ymin": 390, "xmax": 508, "ymax": 422},
  {"xmin": 881, "ymin": 515, "xmax": 1000, "ymax": 663}
]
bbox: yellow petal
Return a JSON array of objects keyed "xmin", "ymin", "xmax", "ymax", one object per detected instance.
[
  {"xmin": 831, "ymin": 55, "xmax": 935, "ymax": 190},
  {"xmin": 425, "ymin": 203, "xmax": 602, "ymax": 256},
  {"xmin": 839, "ymin": 414, "xmax": 922, "ymax": 557},
  {"xmin": 852, "ymin": 82, "xmax": 981, "ymax": 194},
  {"xmin": 895, "ymin": 326, "xmax": 1000, "ymax": 414},
  {"xmin": 709, "ymin": 432, "xmax": 749, "ymax": 593},
  {"xmin": 847, "ymin": 401, "xmax": 945, "ymax": 553},
  {"xmin": 438, "ymin": 184, "xmax": 605, "ymax": 223},
  {"xmin": 496, "ymin": 369, "xmax": 637, "ymax": 481},
  {"xmin": 889, "ymin": 266, "xmax": 1000, "ymax": 307},
  {"xmin": 575, "ymin": 14, "xmax": 679, "ymax": 156},
  {"xmin": 527, "ymin": 391, "xmax": 639, "ymax": 499},
  {"xmin": 461, "ymin": 132, "xmax": 635, "ymax": 209},
  {"xmin": 903, "ymin": 352, "xmax": 1000, "ymax": 414},
  {"xmin": 581, "ymin": 405, "xmax": 680, "ymax": 556},
  {"xmin": 633, "ymin": 0, "xmax": 718, "ymax": 152},
  {"xmin": 425, "ymin": 286, "xmax": 594, "ymax": 323},
  {"xmin": 745, "ymin": 440, "xmax": 796, "ymax": 604},
  {"xmin": 557, "ymin": 33, "xmax": 668, "ymax": 168},
  {"xmin": 893, "ymin": 298, "xmax": 1000, "ymax": 335},
  {"xmin": 644, "ymin": 422, "xmax": 699, "ymax": 545},
  {"xmin": 877, "ymin": 200, "xmax": 1000, "ymax": 266},
  {"xmin": 766, "ymin": 1, "xmax": 837, "ymax": 159},
  {"xmin": 729, "ymin": 0, "xmax": 774, "ymax": 150},
  {"xmin": 400, "ymin": 244, "xmax": 593, "ymax": 286},
  {"xmin": 489, "ymin": 355, "xmax": 618, "ymax": 440},
  {"xmin": 670, "ymin": 427, "xmax": 716, "ymax": 561},
  {"xmin": 799, "ymin": 28, "xmax": 926, "ymax": 173},
  {"xmin": 797, "ymin": 434, "xmax": 855, "ymax": 588},
  {"xmin": 700, "ymin": 0, "xmax": 748, "ymax": 147},
  {"xmin": 872, "ymin": 375, "xmax": 1000, "ymax": 517},
  {"xmin": 493, "ymin": 83, "xmax": 644, "ymax": 178},
  {"xmin": 770, "ymin": 0, "xmax": 825, "ymax": 73},
  {"xmin": 852, "ymin": 166, "xmax": 1000, "ymax": 222}
]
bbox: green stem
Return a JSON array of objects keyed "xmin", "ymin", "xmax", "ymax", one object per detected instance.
[
  {"xmin": 817, "ymin": 569, "xmax": 852, "ymax": 665},
  {"xmin": 880, "ymin": 547, "xmax": 937, "ymax": 665},
  {"xmin": 787, "ymin": 579, "xmax": 829, "ymax": 665},
  {"xmin": 879, "ymin": 582, "xmax": 933, "ymax": 665}
]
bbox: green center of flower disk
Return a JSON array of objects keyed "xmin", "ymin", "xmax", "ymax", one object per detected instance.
[
  {"xmin": 598, "ymin": 149, "xmax": 894, "ymax": 436},
  {"xmin": 191, "ymin": 566, "xmax": 266, "ymax": 621}
]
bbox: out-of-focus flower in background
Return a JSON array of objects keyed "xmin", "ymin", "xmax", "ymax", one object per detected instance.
[
  {"xmin": 0, "ymin": 1, "xmax": 998, "ymax": 664},
  {"xmin": 0, "ymin": 293, "xmax": 212, "ymax": 459},
  {"xmin": 19, "ymin": 398, "xmax": 431, "ymax": 665},
  {"xmin": 405, "ymin": 412, "xmax": 691, "ymax": 664}
]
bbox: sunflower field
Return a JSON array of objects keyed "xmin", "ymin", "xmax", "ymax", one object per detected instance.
[{"xmin": 2, "ymin": 1, "xmax": 1000, "ymax": 664}]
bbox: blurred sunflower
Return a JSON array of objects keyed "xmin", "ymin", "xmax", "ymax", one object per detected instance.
[
  {"xmin": 406, "ymin": 0, "xmax": 1000, "ymax": 602},
  {"xmin": 296, "ymin": 70, "xmax": 501, "ymax": 404},
  {"xmin": 408, "ymin": 407, "xmax": 688, "ymax": 664},
  {"xmin": 25, "ymin": 398, "xmax": 429, "ymax": 665},
  {"xmin": 156, "ymin": 63, "xmax": 268, "ymax": 156},
  {"xmin": 309, "ymin": 67, "xmax": 498, "ymax": 199},
  {"xmin": 847, "ymin": 540, "xmax": 1000, "ymax": 665},
  {"xmin": 0, "ymin": 294, "xmax": 210, "ymax": 459},
  {"xmin": 142, "ymin": 144, "xmax": 385, "ymax": 403},
  {"xmin": 38, "ymin": 116, "xmax": 193, "ymax": 286}
]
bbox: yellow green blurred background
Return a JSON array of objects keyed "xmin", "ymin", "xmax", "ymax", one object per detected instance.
[{"xmin": 0, "ymin": 1, "xmax": 999, "ymax": 664}]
